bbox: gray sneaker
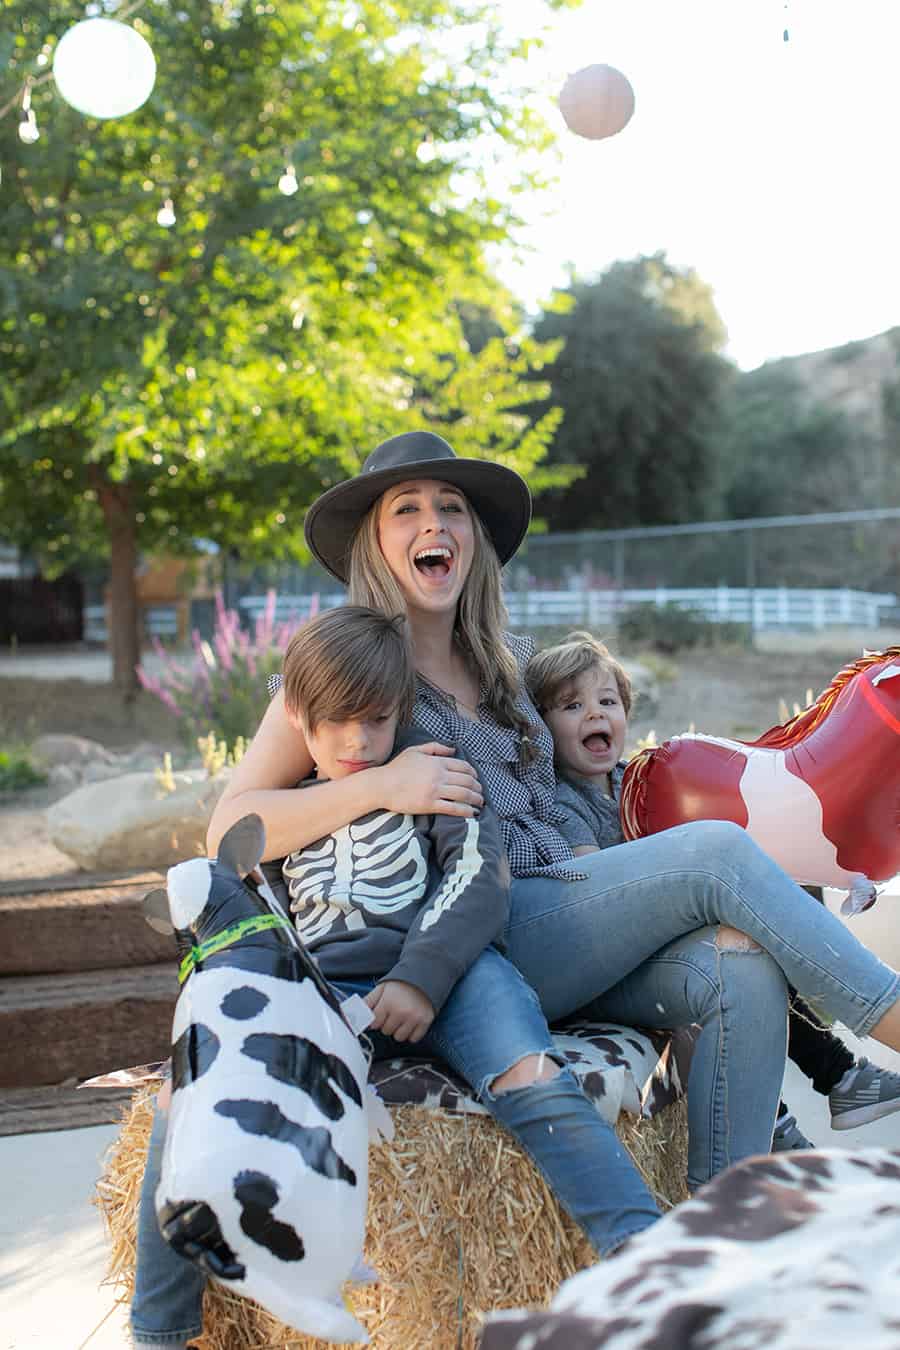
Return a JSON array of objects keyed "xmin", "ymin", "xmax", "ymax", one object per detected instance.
[
  {"xmin": 829, "ymin": 1057, "xmax": 900, "ymax": 1130},
  {"xmin": 772, "ymin": 1110, "xmax": 814, "ymax": 1152}
]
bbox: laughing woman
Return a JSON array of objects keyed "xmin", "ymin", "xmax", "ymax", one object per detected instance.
[{"xmin": 132, "ymin": 432, "xmax": 900, "ymax": 1349}]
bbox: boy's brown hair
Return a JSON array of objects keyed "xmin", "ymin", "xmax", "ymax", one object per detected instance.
[
  {"xmin": 525, "ymin": 630, "xmax": 633, "ymax": 717},
  {"xmin": 281, "ymin": 605, "xmax": 415, "ymax": 731}
]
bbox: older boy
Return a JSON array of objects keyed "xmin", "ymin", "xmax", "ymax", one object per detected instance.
[
  {"xmin": 526, "ymin": 629, "xmax": 900, "ymax": 1152},
  {"xmin": 132, "ymin": 606, "xmax": 511, "ymax": 1348}
]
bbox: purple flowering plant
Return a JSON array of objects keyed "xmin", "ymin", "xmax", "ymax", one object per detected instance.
[{"xmin": 138, "ymin": 590, "xmax": 316, "ymax": 747}]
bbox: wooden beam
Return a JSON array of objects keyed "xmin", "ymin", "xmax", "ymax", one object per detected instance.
[{"xmin": 0, "ymin": 965, "xmax": 176, "ymax": 1088}]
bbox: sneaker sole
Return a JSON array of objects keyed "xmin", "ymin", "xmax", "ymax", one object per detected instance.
[{"xmin": 830, "ymin": 1096, "xmax": 900, "ymax": 1130}]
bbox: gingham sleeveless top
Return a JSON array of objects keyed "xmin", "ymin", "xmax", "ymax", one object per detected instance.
[{"xmin": 269, "ymin": 632, "xmax": 584, "ymax": 880}]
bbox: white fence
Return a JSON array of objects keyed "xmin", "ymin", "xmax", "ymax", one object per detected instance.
[
  {"xmin": 239, "ymin": 586, "xmax": 897, "ymax": 633},
  {"xmin": 504, "ymin": 586, "xmax": 898, "ymax": 631},
  {"xmin": 81, "ymin": 586, "xmax": 897, "ymax": 646}
]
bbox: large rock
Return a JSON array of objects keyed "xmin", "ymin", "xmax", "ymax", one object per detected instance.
[
  {"xmin": 31, "ymin": 734, "xmax": 117, "ymax": 769},
  {"xmin": 33, "ymin": 734, "xmax": 175, "ymax": 792},
  {"xmin": 45, "ymin": 769, "xmax": 230, "ymax": 870}
]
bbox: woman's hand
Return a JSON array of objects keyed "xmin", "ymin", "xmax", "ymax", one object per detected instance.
[
  {"xmin": 365, "ymin": 981, "xmax": 435, "ymax": 1042},
  {"xmin": 375, "ymin": 742, "xmax": 483, "ymax": 816}
]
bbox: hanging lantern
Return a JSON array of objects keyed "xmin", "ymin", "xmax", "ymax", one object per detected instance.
[
  {"xmin": 18, "ymin": 108, "xmax": 40, "ymax": 144},
  {"xmin": 278, "ymin": 165, "xmax": 299, "ymax": 196},
  {"xmin": 18, "ymin": 82, "xmax": 39, "ymax": 143},
  {"xmin": 558, "ymin": 64, "xmax": 635, "ymax": 141},
  {"xmin": 52, "ymin": 18, "xmax": 156, "ymax": 120}
]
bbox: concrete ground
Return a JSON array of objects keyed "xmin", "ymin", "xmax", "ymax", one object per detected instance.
[
  {"xmin": 0, "ymin": 1123, "xmax": 130, "ymax": 1350},
  {"xmin": 0, "ymin": 647, "xmax": 172, "ymax": 685}
]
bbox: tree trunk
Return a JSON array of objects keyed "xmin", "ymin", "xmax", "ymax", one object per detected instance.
[{"xmin": 94, "ymin": 475, "xmax": 141, "ymax": 699}]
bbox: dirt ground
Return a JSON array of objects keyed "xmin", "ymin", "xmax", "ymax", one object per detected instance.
[
  {"xmin": 0, "ymin": 679, "xmax": 181, "ymax": 882},
  {"xmin": 0, "ymin": 635, "xmax": 889, "ymax": 884}
]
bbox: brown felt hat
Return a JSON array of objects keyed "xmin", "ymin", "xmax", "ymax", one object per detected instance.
[{"xmin": 304, "ymin": 431, "xmax": 532, "ymax": 583}]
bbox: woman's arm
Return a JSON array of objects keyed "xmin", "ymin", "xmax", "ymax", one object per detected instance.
[{"xmin": 207, "ymin": 689, "xmax": 484, "ymax": 860}]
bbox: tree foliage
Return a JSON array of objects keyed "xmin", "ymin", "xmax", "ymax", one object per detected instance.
[
  {"xmin": 529, "ymin": 254, "xmax": 731, "ymax": 530},
  {"xmin": 0, "ymin": 0, "xmax": 574, "ymax": 687},
  {"xmin": 716, "ymin": 363, "xmax": 861, "ymax": 520}
]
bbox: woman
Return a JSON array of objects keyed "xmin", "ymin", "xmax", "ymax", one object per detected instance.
[
  {"xmin": 132, "ymin": 431, "xmax": 900, "ymax": 1347},
  {"xmin": 215, "ymin": 432, "xmax": 900, "ymax": 1142}
]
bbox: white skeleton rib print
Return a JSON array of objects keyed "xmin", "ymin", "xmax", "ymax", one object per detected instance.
[{"xmin": 285, "ymin": 811, "xmax": 429, "ymax": 942}]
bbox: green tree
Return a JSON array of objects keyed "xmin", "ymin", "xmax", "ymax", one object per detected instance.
[
  {"xmin": 0, "ymin": 0, "xmax": 574, "ymax": 691},
  {"xmin": 717, "ymin": 363, "xmax": 860, "ymax": 520},
  {"xmin": 529, "ymin": 253, "xmax": 731, "ymax": 530}
]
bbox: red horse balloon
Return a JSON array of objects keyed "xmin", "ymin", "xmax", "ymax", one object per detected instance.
[{"xmin": 621, "ymin": 648, "xmax": 900, "ymax": 916}]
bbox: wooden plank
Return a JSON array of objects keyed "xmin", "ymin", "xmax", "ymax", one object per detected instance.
[
  {"xmin": 0, "ymin": 965, "xmax": 177, "ymax": 1088},
  {"xmin": 0, "ymin": 880, "xmax": 174, "ymax": 976},
  {"xmin": 0, "ymin": 868, "xmax": 164, "ymax": 899},
  {"xmin": 0, "ymin": 1083, "xmax": 135, "ymax": 1136}
]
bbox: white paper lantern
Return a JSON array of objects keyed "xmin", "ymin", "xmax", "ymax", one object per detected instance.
[
  {"xmin": 53, "ymin": 18, "xmax": 156, "ymax": 120},
  {"xmin": 559, "ymin": 63, "xmax": 635, "ymax": 142},
  {"xmin": 278, "ymin": 166, "xmax": 299, "ymax": 196}
]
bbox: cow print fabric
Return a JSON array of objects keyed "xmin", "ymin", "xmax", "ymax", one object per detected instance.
[{"xmin": 480, "ymin": 1147, "xmax": 900, "ymax": 1349}]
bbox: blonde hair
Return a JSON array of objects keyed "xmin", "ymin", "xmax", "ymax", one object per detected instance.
[
  {"xmin": 347, "ymin": 495, "xmax": 539, "ymax": 760},
  {"xmin": 525, "ymin": 630, "xmax": 633, "ymax": 717},
  {"xmin": 281, "ymin": 605, "xmax": 415, "ymax": 732}
]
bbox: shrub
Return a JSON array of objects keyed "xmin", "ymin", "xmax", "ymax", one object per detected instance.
[
  {"xmin": 616, "ymin": 602, "xmax": 749, "ymax": 654},
  {"xmin": 0, "ymin": 745, "xmax": 47, "ymax": 793},
  {"xmin": 138, "ymin": 591, "xmax": 311, "ymax": 747}
]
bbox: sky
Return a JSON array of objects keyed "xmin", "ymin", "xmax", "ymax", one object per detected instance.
[{"xmin": 493, "ymin": 0, "xmax": 900, "ymax": 370}]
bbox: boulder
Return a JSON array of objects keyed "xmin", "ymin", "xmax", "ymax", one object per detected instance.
[
  {"xmin": 31, "ymin": 734, "xmax": 117, "ymax": 768},
  {"xmin": 45, "ymin": 768, "xmax": 231, "ymax": 871},
  {"xmin": 32, "ymin": 734, "xmax": 175, "ymax": 792}
]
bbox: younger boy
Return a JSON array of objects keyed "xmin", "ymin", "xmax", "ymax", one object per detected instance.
[{"xmin": 525, "ymin": 629, "xmax": 900, "ymax": 1152}]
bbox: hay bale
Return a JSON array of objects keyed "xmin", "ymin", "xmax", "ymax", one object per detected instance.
[{"xmin": 97, "ymin": 1086, "xmax": 689, "ymax": 1349}]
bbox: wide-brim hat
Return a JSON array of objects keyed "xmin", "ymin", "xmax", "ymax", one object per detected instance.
[{"xmin": 304, "ymin": 431, "xmax": 532, "ymax": 583}]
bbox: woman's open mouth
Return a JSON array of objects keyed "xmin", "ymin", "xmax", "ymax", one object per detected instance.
[{"xmin": 413, "ymin": 546, "xmax": 453, "ymax": 579}]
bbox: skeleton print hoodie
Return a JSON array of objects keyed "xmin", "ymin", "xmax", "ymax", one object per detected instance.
[{"xmin": 282, "ymin": 731, "xmax": 511, "ymax": 1013}]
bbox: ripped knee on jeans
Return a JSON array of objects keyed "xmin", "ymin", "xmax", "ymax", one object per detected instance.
[
  {"xmin": 490, "ymin": 1052, "xmax": 560, "ymax": 1095},
  {"xmin": 715, "ymin": 925, "xmax": 761, "ymax": 952}
]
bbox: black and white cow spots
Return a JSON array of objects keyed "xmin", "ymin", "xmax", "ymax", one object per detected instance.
[
  {"xmin": 215, "ymin": 1097, "xmax": 358, "ymax": 1185},
  {"xmin": 233, "ymin": 1171, "xmax": 305, "ymax": 1262},
  {"xmin": 171, "ymin": 1022, "xmax": 220, "ymax": 1086},
  {"xmin": 241, "ymin": 1032, "xmax": 364, "ymax": 1118},
  {"xmin": 481, "ymin": 1148, "xmax": 900, "ymax": 1350},
  {"xmin": 154, "ymin": 816, "xmax": 372, "ymax": 1344},
  {"xmin": 221, "ymin": 985, "xmax": 270, "ymax": 1020}
]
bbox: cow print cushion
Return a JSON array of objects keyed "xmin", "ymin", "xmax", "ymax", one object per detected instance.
[
  {"xmin": 480, "ymin": 1147, "xmax": 900, "ymax": 1349},
  {"xmin": 368, "ymin": 1021, "xmax": 694, "ymax": 1126}
]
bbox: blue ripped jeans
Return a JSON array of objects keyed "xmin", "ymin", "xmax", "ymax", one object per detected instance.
[
  {"xmin": 131, "ymin": 947, "xmax": 661, "ymax": 1346},
  {"xmin": 506, "ymin": 820, "xmax": 900, "ymax": 1186}
]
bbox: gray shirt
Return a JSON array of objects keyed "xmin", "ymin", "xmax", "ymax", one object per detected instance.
[{"xmin": 554, "ymin": 763, "xmax": 627, "ymax": 852}]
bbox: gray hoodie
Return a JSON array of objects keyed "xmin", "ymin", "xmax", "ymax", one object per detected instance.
[{"xmin": 281, "ymin": 731, "xmax": 510, "ymax": 1013}]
